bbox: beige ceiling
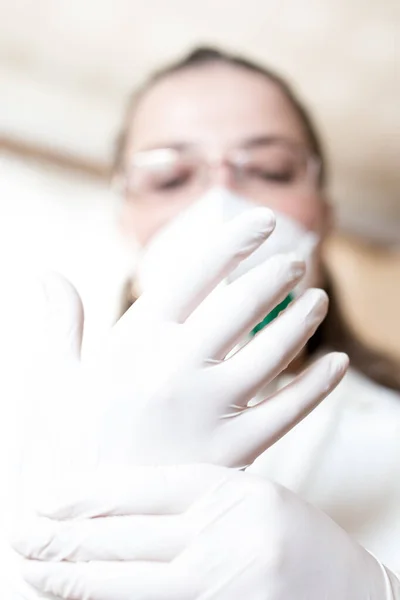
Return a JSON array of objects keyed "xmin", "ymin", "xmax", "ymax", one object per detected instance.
[{"xmin": 1, "ymin": 0, "xmax": 399, "ymax": 240}]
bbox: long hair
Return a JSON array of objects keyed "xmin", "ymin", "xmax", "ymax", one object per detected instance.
[{"xmin": 115, "ymin": 46, "xmax": 400, "ymax": 392}]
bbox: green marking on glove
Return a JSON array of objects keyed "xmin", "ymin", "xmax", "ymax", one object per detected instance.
[{"xmin": 250, "ymin": 293, "xmax": 294, "ymax": 337}]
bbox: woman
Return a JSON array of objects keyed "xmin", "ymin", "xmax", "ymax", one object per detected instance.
[
  {"xmin": 13, "ymin": 46, "xmax": 400, "ymax": 598},
  {"xmin": 117, "ymin": 46, "xmax": 400, "ymax": 390},
  {"xmin": 113, "ymin": 46, "xmax": 400, "ymax": 570}
]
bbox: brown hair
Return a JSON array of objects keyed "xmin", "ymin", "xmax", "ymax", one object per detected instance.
[{"xmin": 116, "ymin": 46, "xmax": 400, "ymax": 391}]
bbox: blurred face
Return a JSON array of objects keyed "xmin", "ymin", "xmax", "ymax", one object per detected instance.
[{"xmin": 119, "ymin": 64, "xmax": 330, "ymax": 247}]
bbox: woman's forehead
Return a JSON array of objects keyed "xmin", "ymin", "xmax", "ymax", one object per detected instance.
[{"xmin": 128, "ymin": 65, "xmax": 308, "ymax": 153}]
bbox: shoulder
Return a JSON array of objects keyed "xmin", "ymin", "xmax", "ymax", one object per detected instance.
[{"xmin": 336, "ymin": 367, "xmax": 400, "ymax": 416}]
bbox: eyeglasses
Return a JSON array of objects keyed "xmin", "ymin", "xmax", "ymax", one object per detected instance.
[{"xmin": 118, "ymin": 139, "xmax": 321, "ymax": 202}]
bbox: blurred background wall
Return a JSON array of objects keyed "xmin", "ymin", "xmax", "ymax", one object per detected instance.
[{"xmin": 0, "ymin": 0, "xmax": 399, "ymax": 354}]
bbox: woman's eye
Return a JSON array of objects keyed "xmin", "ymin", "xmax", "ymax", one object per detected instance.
[
  {"xmin": 155, "ymin": 172, "xmax": 192, "ymax": 191},
  {"xmin": 159, "ymin": 177, "xmax": 187, "ymax": 190},
  {"xmin": 244, "ymin": 155, "xmax": 298, "ymax": 184},
  {"xmin": 246, "ymin": 166, "xmax": 295, "ymax": 184},
  {"xmin": 259, "ymin": 170, "xmax": 294, "ymax": 184}
]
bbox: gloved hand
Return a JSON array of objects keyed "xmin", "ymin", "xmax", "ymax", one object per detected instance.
[
  {"xmin": 13, "ymin": 464, "xmax": 400, "ymax": 600},
  {"xmin": 21, "ymin": 207, "xmax": 348, "ymax": 477}
]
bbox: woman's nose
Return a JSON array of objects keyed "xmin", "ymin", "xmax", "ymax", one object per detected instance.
[{"xmin": 208, "ymin": 161, "xmax": 237, "ymax": 189}]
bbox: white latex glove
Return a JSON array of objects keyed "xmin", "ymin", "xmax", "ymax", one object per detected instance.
[
  {"xmin": 13, "ymin": 464, "xmax": 400, "ymax": 599},
  {"xmin": 21, "ymin": 207, "xmax": 348, "ymax": 476}
]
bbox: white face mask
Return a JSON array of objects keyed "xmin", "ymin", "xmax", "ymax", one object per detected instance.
[{"xmin": 136, "ymin": 187, "xmax": 320, "ymax": 302}]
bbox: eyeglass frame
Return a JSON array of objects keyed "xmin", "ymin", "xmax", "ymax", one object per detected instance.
[{"xmin": 115, "ymin": 135, "xmax": 322, "ymax": 200}]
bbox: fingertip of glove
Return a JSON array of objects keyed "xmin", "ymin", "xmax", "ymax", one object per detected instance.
[
  {"xmin": 242, "ymin": 207, "xmax": 276, "ymax": 235},
  {"xmin": 20, "ymin": 558, "xmax": 46, "ymax": 588},
  {"xmin": 9, "ymin": 518, "xmax": 54, "ymax": 560},
  {"xmin": 329, "ymin": 352, "xmax": 350, "ymax": 375}
]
